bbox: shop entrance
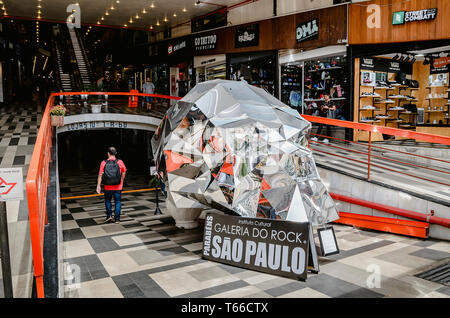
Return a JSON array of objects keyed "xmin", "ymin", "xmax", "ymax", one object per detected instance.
[
  {"xmin": 353, "ymin": 41, "xmax": 450, "ymax": 141},
  {"xmin": 228, "ymin": 51, "xmax": 278, "ymax": 98}
]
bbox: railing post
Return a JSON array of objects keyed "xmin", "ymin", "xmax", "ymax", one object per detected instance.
[
  {"xmin": 0, "ymin": 201, "xmax": 14, "ymax": 298},
  {"xmin": 368, "ymin": 131, "xmax": 372, "ymax": 181}
]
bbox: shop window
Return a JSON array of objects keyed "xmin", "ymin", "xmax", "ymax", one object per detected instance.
[
  {"xmin": 355, "ymin": 52, "xmax": 450, "ymax": 141},
  {"xmin": 280, "ymin": 55, "xmax": 348, "ymax": 119},
  {"xmin": 229, "ymin": 51, "xmax": 277, "ymax": 97}
]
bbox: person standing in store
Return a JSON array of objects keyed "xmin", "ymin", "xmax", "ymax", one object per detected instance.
[
  {"xmin": 142, "ymin": 77, "xmax": 156, "ymax": 111},
  {"xmin": 96, "ymin": 147, "xmax": 127, "ymax": 224},
  {"xmin": 311, "ymin": 94, "xmax": 336, "ymax": 144}
]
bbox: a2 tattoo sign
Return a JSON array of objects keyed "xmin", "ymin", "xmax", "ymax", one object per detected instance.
[{"xmin": 202, "ymin": 213, "xmax": 310, "ymax": 280}]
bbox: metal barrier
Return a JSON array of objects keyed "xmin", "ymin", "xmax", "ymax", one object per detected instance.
[
  {"xmin": 52, "ymin": 92, "xmax": 182, "ymax": 118},
  {"xmin": 304, "ymin": 115, "xmax": 450, "ymax": 186},
  {"xmin": 304, "ymin": 115, "xmax": 450, "ymax": 238},
  {"xmin": 25, "ymin": 92, "xmax": 180, "ymax": 298}
]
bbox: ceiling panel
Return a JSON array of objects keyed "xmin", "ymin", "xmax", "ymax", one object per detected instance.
[{"xmin": 2, "ymin": 0, "xmax": 243, "ymax": 29}]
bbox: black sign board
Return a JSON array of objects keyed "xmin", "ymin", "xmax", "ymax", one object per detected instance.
[
  {"xmin": 194, "ymin": 34, "xmax": 218, "ymax": 51},
  {"xmin": 317, "ymin": 227, "xmax": 339, "ymax": 257},
  {"xmin": 360, "ymin": 57, "xmax": 413, "ymax": 74},
  {"xmin": 202, "ymin": 213, "xmax": 310, "ymax": 280},
  {"xmin": 296, "ymin": 19, "xmax": 319, "ymax": 43},
  {"xmin": 235, "ymin": 24, "xmax": 260, "ymax": 48}
]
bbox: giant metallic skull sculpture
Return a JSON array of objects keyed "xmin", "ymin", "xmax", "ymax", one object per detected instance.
[{"xmin": 151, "ymin": 80, "xmax": 338, "ymax": 226}]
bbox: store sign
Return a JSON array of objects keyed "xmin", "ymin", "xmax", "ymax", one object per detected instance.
[
  {"xmin": 202, "ymin": 213, "xmax": 310, "ymax": 280},
  {"xmin": 168, "ymin": 41, "xmax": 187, "ymax": 55},
  {"xmin": 194, "ymin": 34, "xmax": 217, "ymax": 51},
  {"xmin": 296, "ymin": 19, "xmax": 319, "ymax": 43},
  {"xmin": 0, "ymin": 168, "xmax": 24, "ymax": 201},
  {"xmin": 360, "ymin": 57, "xmax": 412, "ymax": 74},
  {"xmin": 235, "ymin": 24, "xmax": 259, "ymax": 48},
  {"xmin": 431, "ymin": 56, "xmax": 450, "ymax": 74},
  {"xmin": 393, "ymin": 8, "xmax": 437, "ymax": 25}
]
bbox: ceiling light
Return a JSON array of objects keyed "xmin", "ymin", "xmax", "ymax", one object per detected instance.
[
  {"xmin": 37, "ymin": 5, "xmax": 41, "ymax": 8},
  {"xmin": 150, "ymin": 3, "xmax": 155, "ymax": 8},
  {"xmin": 37, "ymin": 10, "xmax": 41, "ymax": 14},
  {"xmin": 111, "ymin": 5, "xmax": 115, "ymax": 10},
  {"xmin": 116, "ymin": 0, "xmax": 120, "ymax": 3},
  {"xmin": 105, "ymin": 11, "xmax": 109, "ymax": 16},
  {"xmin": 142, "ymin": 8, "xmax": 147, "ymax": 14},
  {"xmin": 164, "ymin": 16, "xmax": 168, "ymax": 22},
  {"xmin": 101, "ymin": 16, "xmax": 104, "ymax": 20},
  {"xmin": 124, "ymin": 24, "xmax": 127, "ymax": 27},
  {"xmin": 156, "ymin": 20, "xmax": 160, "ymax": 26},
  {"xmin": 149, "ymin": 25, "xmax": 153, "ymax": 30},
  {"xmin": 97, "ymin": 21, "xmax": 100, "ymax": 24},
  {"xmin": 129, "ymin": 17, "xmax": 133, "ymax": 23},
  {"xmin": 182, "ymin": 8, "xmax": 187, "ymax": 12},
  {"xmin": 135, "ymin": 14, "xmax": 140, "ymax": 19},
  {"xmin": 173, "ymin": 13, "xmax": 177, "ymax": 17}
]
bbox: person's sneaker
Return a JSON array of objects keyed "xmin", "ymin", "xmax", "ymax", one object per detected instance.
[
  {"xmin": 322, "ymin": 139, "xmax": 329, "ymax": 144},
  {"xmin": 311, "ymin": 137, "xmax": 319, "ymax": 142},
  {"xmin": 115, "ymin": 219, "xmax": 120, "ymax": 224},
  {"xmin": 103, "ymin": 216, "xmax": 114, "ymax": 224}
]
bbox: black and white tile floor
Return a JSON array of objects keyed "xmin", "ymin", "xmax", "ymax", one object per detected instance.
[
  {"xmin": 62, "ymin": 188, "xmax": 450, "ymax": 298},
  {"xmin": 0, "ymin": 104, "xmax": 43, "ymax": 298}
]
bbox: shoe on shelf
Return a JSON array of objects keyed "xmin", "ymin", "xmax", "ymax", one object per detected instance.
[
  {"xmin": 103, "ymin": 216, "xmax": 114, "ymax": 224},
  {"xmin": 311, "ymin": 137, "xmax": 319, "ymax": 142},
  {"xmin": 322, "ymin": 139, "xmax": 329, "ymax": 144}
]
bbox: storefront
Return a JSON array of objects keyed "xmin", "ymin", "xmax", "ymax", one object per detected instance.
[
  {"xmin": 148, "ymin": 36, "xmax": 195, "ymax": 97},
  {"xmin": 193, "ymin": 32, "xmax": 226, "ymax": 83},
  {"xmin": 277, "ymin": 6, "xmax": 349, "ymax": 116},
  {"xmin": 349, "ymin": 0, "xmax": 450, "ymax": 139}
]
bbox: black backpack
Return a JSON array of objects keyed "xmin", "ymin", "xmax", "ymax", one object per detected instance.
[{"xmin": 102, "ymin": 160, "xmax": 121, "ymax": 185}]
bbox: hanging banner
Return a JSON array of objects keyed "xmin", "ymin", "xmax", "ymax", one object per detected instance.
[
  {"xmin": 202, "ymin": 213, "xmax": 310, "ymax": 280},
  {"xmin": 360, "ymin": 57, "xmax": 413, "ymax": 74},
  {"xmin": 431, "ymin": 56, "xmax": 450, "ymax": 74},
  {"xmin": 235, "ymin": 24, "xmax": 260, "ymax": 48}
]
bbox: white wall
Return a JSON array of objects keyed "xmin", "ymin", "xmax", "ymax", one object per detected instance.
[
  {"xmin": 171, "ymin": 22, "xmax": 191, "ymax": 38},
  {"xmin": 228, "ymin": 0, "xmax": 274, "ymax": 26}
]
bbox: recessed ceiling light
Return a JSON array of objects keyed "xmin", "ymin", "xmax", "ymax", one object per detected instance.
[
  {"xmin": 101, "ymin": 16, "xmax": 104, "ymax": 20},
  {"xmin": 135, "ymin": 14, "xmax": 140, "ymax": 19},
  {"xmin": 150, "ymin": 3, "xmax": 155, "ymax": 8},
  {"xmin": 164, "ymin": 16, "xmax": 168, "ymax": 22},
  {"xmin": 105, "ymin": 11, "xmax": 109, "ymax": 16},
  {"xmin": 182, "ymin": 8, "xmax": 187, "ymax": 12},
  {"xmin": 142, "ymin": 8, "xmax": 147, "ymax": 14},
  {"xmin": 111, "ymin": 5, "xmax": 115, "ymax": 10},
  {"xmin": 116, "ymin": 0, "xmax": 120, "ymax": 3},
  {"xmin": 156, "ymin": 20, "xmax": 160, "ymax": 26},
  {"xmin": 173, "ymin": 13, "xmax": 177, "ymax": 17}
]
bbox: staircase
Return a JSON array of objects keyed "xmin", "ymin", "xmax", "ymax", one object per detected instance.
[{"xmin": 68, "ymin": 26, "xmax": 94, "ymax": 91}]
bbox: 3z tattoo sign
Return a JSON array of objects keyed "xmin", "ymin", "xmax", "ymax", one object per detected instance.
[{"xmin": 202, "ymin": 213, "xmax": 310, "ymax": 280}]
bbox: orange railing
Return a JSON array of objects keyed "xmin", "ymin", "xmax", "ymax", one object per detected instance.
[
  {"xmin": 25, "ymin": 95, "xmax": 54, "ymax": 298},
  {"xmin": 304, "ymin": 115, "xmax": 450, "ymax": 237},
  {"xmin": 303, "ymin": 115, "xmax": 450, "ymax": 185},
  {"xmin": 25, "ymin": 91, "xmax": 180, "ymax": 298}
]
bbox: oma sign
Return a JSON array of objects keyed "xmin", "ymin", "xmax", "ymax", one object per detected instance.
[
  {"xmin": 296, "ymin": 19, "xmax": 319, "ymax": 43},
  {"xmin": 202, "ymin": 213, "xmax": 310, "ymax": 280}
]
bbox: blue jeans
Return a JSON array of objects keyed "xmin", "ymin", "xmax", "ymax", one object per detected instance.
[{"xmin": 104, "ymin": 190, "xmax": 122, "ymax": 220}]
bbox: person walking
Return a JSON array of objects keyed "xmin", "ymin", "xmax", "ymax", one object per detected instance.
[
  {"xmin": 96, "ymin": 147, "xmax": 127, "ymax": 224},
  {"xmin": 311, "ymin": 94, "xmax": 336, "ymax": 144},
  {"xmin": 142, "ymin": 77, "xmax": 156, "ymax": 111}
]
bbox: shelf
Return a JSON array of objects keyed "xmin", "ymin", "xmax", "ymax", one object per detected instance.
[
  {"xmin": 304, "ymin": 98, "xmax": 346, "ymax": 102},
  {"xmin": 425, "ymin": 110, "xmax": 447, "ymax": 113},
  {"xmin": 400, "ymin": 87, "xmax": 420, "ymax": 90},
  {"xmin": 360, "ymin": 95, "xmax": 381, "ymax": 98},
  {"xmin": 425, "ymin": 98, "xmax": 447, "ymax": 100},
  {"xmin": 374, "ymin": 87, "xmax": 395, "ymax": 90},
  {"xmin": 374, "ymin": 101, "xmax": 395, "ymax": 104},
  {"xmin": 388, "ymin": 108, "xmax": 405, "ymax": 111},
  {"xmin": 427, "ymin": 85, "xmax": 448, "ymax": 88},
  {"xmin": 308, "ymin": 66, "xmax": 342, "ymax": 73}
]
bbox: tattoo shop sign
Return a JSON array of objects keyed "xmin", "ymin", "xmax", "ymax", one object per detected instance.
[
  {"xmin": 202, "ymin": 213, "xmax": 310, "ymax": 280},
  {"xmin": 235, "ymin": 24, "xmax": 259, "ymax": 48}
]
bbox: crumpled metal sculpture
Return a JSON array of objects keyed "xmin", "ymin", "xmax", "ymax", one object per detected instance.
[{"xmin": 152, "ymin": 80, "xmax": 338, "ymax": 225}]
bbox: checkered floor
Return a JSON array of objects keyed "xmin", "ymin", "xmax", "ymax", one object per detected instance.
[
  {"xmin": 62, "ymin": 189, "xmax": 450, "ymax": 298},
  {"xmin": 0, "ymin": 103, "xmax": 43, "ymax": 298}
]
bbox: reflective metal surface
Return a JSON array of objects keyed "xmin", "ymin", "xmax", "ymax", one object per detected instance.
[{"xmin": 151, "ymin": 80, "xmax": 338, "ymax": 225}]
